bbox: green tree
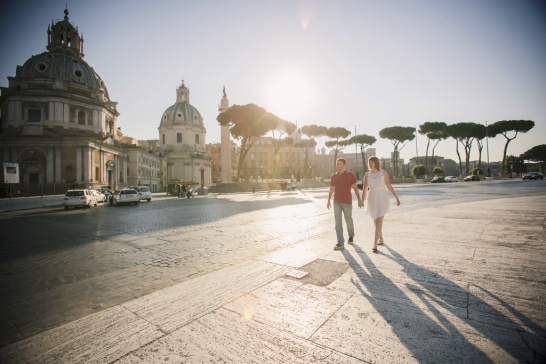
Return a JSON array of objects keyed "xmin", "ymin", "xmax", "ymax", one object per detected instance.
[
  {"xmin": 446, "ymin": 122, "xmax": 481, "ymax": 177},
  {"xmin": 300, "ymin": 124, "xmax": 328, "ymax": 179},
  {"xmin": 412, "ymin": 164, "xmax": 426, "ymax": 178},
  {"xmin": 520, "ymin": 144, "xmax": 546, "ymax": 173},
  {"xmin": 418, "ymin": 122, "xmax": 447, "ymax": 176},
  {"xmin": 271, "ymin": 121, "xmax": 296, "ymax": 178},
  {"xmin": 295, "ymin": 138, "xmax": 317, "ymax": 179},
  {"xmin": 505, "ymin": 155, "xmax": 526, "ymax": 177},
  {"xmin": 325, "ymin": 127, "xmax": 351, "ymax": 170},
  {"xmin": 469, "ymin": 167, "xmax": 483, "ymax": 175},
  {"xmin": 348, "ymin": 134, "xmax": 377, "ymax": 173},
  {"xmin": 489, "ymin": 120, "xmax": 535, "ymax": 177},
  {"xmin": 473, "ymin": 124, "xmax": 487, "ymax": 175},
  {"xmin": 432, "ymin": 167, "xmax": 445, "ymax": 175},
  {"xmin": 379, "ymin": 126, "xmax": 415, "ymax": 178},
  {"xmin": 217, "ymin": 104, "xmax": 285, "ymax": 181}
]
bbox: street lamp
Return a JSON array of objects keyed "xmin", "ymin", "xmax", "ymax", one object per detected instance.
[{"xmin": 486, "ymin": 121, "xmax": 491, "ymax": 177}]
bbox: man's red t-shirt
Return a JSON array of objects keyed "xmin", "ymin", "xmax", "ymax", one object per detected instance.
[{"xmin": 330, "ymin": 170, "xmax": 357, "ymax": 204}]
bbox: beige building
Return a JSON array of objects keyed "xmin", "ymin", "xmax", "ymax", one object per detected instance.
[
  {"xmin": 125, "ymin": 144, "xmax": 162, "ymax": 191},
  {"xmin": 0, "ymin": 9, "xmax": 127, "ymax": 191}
]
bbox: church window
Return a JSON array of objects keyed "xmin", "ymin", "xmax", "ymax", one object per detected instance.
[
  {"xmin": 195, "ymin": 134, "xmax": 200, "ymax": 144},
  {"xmin": 35, "ymin": 63, "xmax": 47, "ymax": 72},
  {"xmin": 162, "ymin": 134, "xmax": 165, "ymax": 144},
  {"xmin": 78, "ymin": 111, "xmax": 85, "ymax": 125},
  {"xmin": 178, "ymin": 113, "xmax": 182, "ymax": 117},
  {"xmin": 177, "ymin": 133, "xmax": 182, "ymax": 143},
  {"xmin": 74, "ymin": 69, "xmax": 83, "ymax": 78},
  {"xmin": 28, "ymin": 109, "xmax": 41, "ymax": 122}
]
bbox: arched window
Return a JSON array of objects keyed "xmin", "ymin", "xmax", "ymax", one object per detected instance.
[
  {"xmin": 195, "ymin": 134, "xmax": 200, "ymax": 144},
  {"xmin": 78, "ymin": 111, "xmax": 85, "ymax": 125},
  {"xmin": 177, "ymin": 133, "xmax": 182, "ymax": 143},
  {"xmin": 95, "ymin": 167, "xmax": 100, "ymax": 181}
]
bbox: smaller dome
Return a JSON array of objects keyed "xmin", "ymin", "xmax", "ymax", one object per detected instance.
[
  {"xmin": 160, "ymin": 81, "xmax": 204, "ymax": 128},
  {"xmin": 161, "ymin": 102, "xmax": 204, "ymax": 127}
]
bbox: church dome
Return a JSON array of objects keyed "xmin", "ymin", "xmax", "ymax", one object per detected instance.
[
  {"xmin": 10, "ymin": 8, "xmax": 110, "ymax": 101},
  {"xmin": 16, "ymin": 52, "xmax": 110, "ymax": 99},
  {"xmin": 160, "ymin": 81, "xmax": 204, "ymax": 128}
]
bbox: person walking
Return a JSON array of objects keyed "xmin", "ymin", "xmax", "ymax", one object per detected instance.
[
  {"xmin": 327, "ymin": 158, "xmax": 363, "ymax": 250},
  {"xmin": 362, "ymin": 156, "xmax": 400, "ymax": 252}
]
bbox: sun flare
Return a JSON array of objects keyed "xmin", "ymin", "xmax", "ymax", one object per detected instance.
[{"xmin": 265, "ymin": 69, "xmax": 314, "ymax": 118}]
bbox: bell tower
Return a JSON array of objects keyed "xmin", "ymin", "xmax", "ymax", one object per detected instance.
[{"xmin": 47, "ymin": 8, "xmax": 84, "ymax": 58}]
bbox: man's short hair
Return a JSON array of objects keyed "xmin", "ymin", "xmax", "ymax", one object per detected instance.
[{"xmin": 336, "ymin": 158, "xmax": 346, "ymax": 165}]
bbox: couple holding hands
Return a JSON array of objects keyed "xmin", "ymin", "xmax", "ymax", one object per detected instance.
[{"xmin": 327, "ymin": 157, "xmax": 400, "ymax": 252}]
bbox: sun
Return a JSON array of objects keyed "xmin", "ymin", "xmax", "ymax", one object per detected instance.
[{"xmin": 265, "ymin": 68, "xmax": 314, "ymax": 118}]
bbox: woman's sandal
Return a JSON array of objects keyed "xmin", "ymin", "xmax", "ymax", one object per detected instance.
[
  {"xmin": 372, "ymin": 246, "xmax": 378, "ymax": 252},
  {"xmin": 378, "ymin": 239, "xmax": 384, "ymax": 245}
]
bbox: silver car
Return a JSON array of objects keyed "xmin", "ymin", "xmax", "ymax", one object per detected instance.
[
  {"xmin": 136, "ymin": 186, "xmax": 152, "ymax": 201},
  {"xmin": 110, "ymin": 188, "xmax": 140, "ymax": 206},
  {"xmin": 62, "ymin": 189, "xmax": 98, "ymax": 209}
]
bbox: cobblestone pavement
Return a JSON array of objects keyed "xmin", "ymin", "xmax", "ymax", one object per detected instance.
[
  {"xmin": 0, "ymin": 190, "xmax": 333, "ymax": 346},
  {"xmin": 1, "ymin": 180, "xmax": 544, "ymax": 348}
]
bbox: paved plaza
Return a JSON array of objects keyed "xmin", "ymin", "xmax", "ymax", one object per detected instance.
[{"xmin": 0, "ymin": 180, "xmax": 545, "ymax": 363}]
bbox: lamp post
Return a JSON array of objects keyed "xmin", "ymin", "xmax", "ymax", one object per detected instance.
[{"xmin": 486, "ymin": 121, "xmax": 491, "ymax": 177}]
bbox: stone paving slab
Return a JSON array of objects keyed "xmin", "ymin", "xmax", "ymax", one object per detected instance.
[
  {"xmin": 0, "ymin": 306, "xmax": 163, "ymax": 364},
  {"xmin": 121, "ymin": 260, "xmax": 293, "ymax": 334},
  {"xmin": 115, "ymin": 308, "xmax": 363, "ymax": 364}
]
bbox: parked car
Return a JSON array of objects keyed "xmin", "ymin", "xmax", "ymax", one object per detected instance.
[
  {"xmin": 91, "ymin": 189, "xmax": 107, "ymax": 203},
  {"xmin": 445, "ymin": 176, "xmax": 459, "ymax": 182},
  {"xmin": 62, "ymin": 189, "xmax": 98, "ymax": 209},
  {"xmin": 431, "ymin": 176, "xmax": 445, "ymax": 183},
  {"xmin": 110, "ymin": 188, "xmax": 140, "ymax": 205},
  {"xmin": 522, "ymin": 172, "xmax": 544, "ymax": 180},
  {"xmin": 463, "ymin": 175, "xmax": 480, "ymax": 181},
  {"xmin": 136, "ymin": 186, "xmax": 152, "ymax": 201},
  {"xmin": 99, "ymin": 188, "xmax": 112, "ymax": 199}
]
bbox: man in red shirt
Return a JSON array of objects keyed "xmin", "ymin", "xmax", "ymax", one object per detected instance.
[{"xmin": 327, "ymin": 158, "xmax": 363, "ymax": 250}]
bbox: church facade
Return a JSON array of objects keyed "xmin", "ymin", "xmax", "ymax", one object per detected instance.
[
  {"xmin": 158, "ymin": 82, "xmax": 211, "ymax": 189},
  {"xmin": 0, "ymin": 9, "xmax": 127, "ymax": 191}
]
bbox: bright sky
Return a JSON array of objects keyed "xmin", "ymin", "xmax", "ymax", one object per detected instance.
[{"xmin": 1, "ymin": 0, "xmax": 545, "ymax": 164}]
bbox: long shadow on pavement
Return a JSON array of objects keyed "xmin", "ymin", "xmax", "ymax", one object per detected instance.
[{"xmin": 342, "ymin": 243, "xmax": 541, "ymax": 363}]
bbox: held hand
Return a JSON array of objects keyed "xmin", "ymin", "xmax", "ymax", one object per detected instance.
[{"xmin": 358, "ymin": 200, "xmax": 364, "ymax": 208}]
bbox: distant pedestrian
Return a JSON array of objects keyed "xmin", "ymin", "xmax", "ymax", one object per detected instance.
[
  {"xmin": 327, "ymin": 158, "xmax": 363, "ymax": 250},
  {"xmin": 362, "ymin": 156, "xmax": 400, "ymax": 252}
]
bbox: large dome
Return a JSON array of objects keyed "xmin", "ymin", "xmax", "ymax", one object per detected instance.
[
  {"xmin": 16, "ymin": 52, "xmax": 110, "ymax": 100},
  {"xmin": 159, "ymin": 81, "xmax": 204, "ymax": 128}
]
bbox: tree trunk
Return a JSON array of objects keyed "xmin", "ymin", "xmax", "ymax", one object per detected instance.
[
  {"xmin": 500, "ymin": 133, "xmax": 515, "ymax": 177},
  {"xmin": 360, "ymin": 145, "xmax": 367, "ymax": 172},
  {"xmin": 464, "ymin": 140, "xmax": 472, "ymax": 176},
  {"xmin": 455, "ymin": 140, "xmax": 463, "ymax": 177},
  {"xmin": 477, "ymin": 141, "xmax": 483, "ymax": 175},
  {"xmin": 425, "ymin": 138, "xmax": 430, "ymax": 177}
]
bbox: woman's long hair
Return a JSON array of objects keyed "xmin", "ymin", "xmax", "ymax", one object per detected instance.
[{"xmin": 368, "ymin": 156, "xmax": 381, "ymax": 171}]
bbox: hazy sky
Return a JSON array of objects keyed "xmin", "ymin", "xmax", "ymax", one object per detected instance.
[{"xmin": 1, "ymin": 0, "xmax": 545, "ymax": 165}]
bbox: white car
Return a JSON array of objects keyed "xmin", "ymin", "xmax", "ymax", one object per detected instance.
[
  {"xmin": 110, "ymin": 188, "xmax": 140, "ymax": 206},
  {"xmin": 62, "ymin": 189, "xmax": 98, "ymax": 209},
  {"xmin": 445, "ymin": 176, "xmax": 459, "ymax": 182},
  {"xmin": 136, "ymin": 186, "xmax": 152, "ymax": 201},
  {"xmin": 91, "ymin": 189, "xmax": 107, "ymax": 203}
]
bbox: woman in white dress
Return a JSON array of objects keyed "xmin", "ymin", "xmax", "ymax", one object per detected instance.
[{"xmin": 362, "ymin": 156, "xmax": 400, "ymax": 252}]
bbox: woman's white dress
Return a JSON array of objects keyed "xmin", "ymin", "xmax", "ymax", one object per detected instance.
[{"xmin": 365, "ymin": 170, "xmax": 390, "ymax": 219}]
